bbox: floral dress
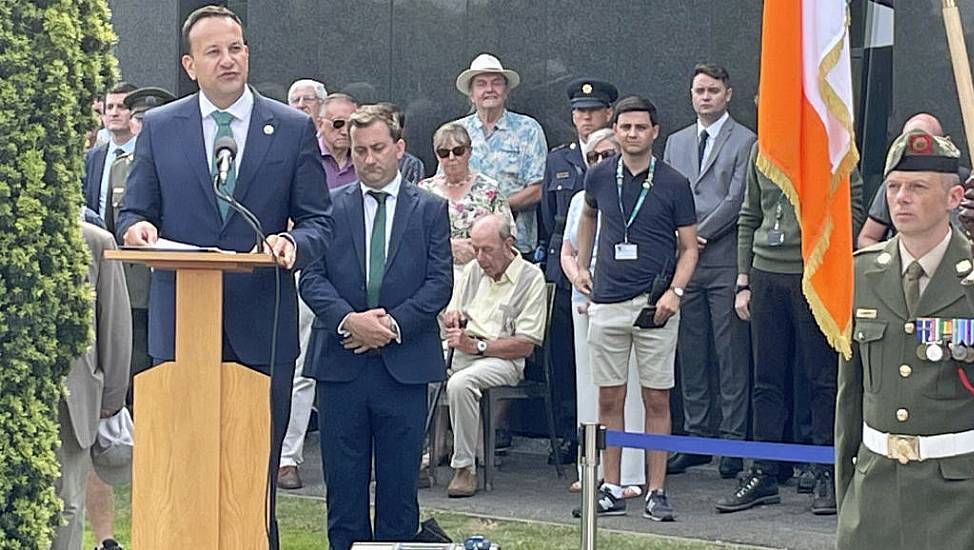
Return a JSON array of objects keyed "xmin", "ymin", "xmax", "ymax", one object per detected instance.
[{"xmin": 418, "ymin": 172, "xmax": 515, "ymax": 239}]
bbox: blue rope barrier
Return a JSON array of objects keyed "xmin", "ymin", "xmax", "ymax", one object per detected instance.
[{"xmin": 604, "ymin": 430, "xmax": 835, "ymax": 465}]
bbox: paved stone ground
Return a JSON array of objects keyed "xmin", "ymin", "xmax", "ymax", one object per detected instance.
[{"xmin": 286, "ymin": 432, "xmax": 836, "ymax": 550}]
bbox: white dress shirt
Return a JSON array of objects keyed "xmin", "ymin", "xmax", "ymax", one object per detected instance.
[
  {"xmin": 199, "ymin": 86, "xmax": 254, "ymax": 171},
  {"xmin": 696, "ymin": 110, "xmax": 729, "ymax": 171}
]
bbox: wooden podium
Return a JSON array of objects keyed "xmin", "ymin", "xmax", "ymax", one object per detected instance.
[{"xmin": 104, "ymin": 250, "xmax": 276, "ymax": 549}]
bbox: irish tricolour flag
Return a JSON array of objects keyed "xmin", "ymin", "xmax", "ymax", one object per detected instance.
[{"xmin": 757, "ymin": 0, "xmax": 859, "ymax": 358}]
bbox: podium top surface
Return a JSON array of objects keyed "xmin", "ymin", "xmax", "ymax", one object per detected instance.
[{"xmin": 104, "ymin": 249, "xmax": 276, "ymax": 272}]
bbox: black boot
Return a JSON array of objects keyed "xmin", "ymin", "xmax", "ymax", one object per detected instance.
[
  {"xmin": 810, "ymin": 467, "xmax": 836, "ymax": 515},
  {"xmin": 715, "ymin": 469, "xmax": 780, "ymax": 513}
]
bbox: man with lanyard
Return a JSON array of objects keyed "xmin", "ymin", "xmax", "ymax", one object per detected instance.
[
  {"xmin": 573, "ymin": 95, "xmax": 698, "ymax": 521},
  {"xmin": 540, "ymin": 78, "xmax": 618, "ymax": 464}
]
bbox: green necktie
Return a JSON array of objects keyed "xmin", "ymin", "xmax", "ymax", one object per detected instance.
[
  {"xmin": 904, "ymin": 260, "xmax": 925, "ymax": 317},
  {"xmin": 367, "ymin": 191, "xmax": 388, "ymax": 308},
  {"xmin": 210, "ymin": 111, "xmax": 236, "ymax": 220}
]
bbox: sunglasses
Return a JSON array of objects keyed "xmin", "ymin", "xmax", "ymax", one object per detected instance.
[
  {"xmin": 325, "ymin": 118, "xmax": 346, "ymax": 130},
  {"xmin": 436, "ymin": 146, "xmax": 468, "ymax": 159},
  {"xmin": 586, "ymin": 149, "xmax": 615, "ymax": 164}
]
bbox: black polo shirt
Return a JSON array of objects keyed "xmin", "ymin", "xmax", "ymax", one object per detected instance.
[{"xmin": 584, "ymin": 154, "xmax": 696, "ymax": 304}]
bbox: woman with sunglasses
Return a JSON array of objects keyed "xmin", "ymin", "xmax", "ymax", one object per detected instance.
[
  {"xmin": 561, "ymin": 128, "xmax": 645, "ymax": 498},
  {"xmin": 419, "ymin": 122, "xmax": 514, "ymax": 269}
]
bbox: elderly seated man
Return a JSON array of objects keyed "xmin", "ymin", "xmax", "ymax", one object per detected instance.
[{"xmin": 442, "ymin": 213, "xmax": 547, "ymax": 498}]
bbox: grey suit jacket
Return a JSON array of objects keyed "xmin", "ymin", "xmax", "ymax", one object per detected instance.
[
  {"xmin": 63, "ymin": 223, "xmax": 132, "ymax": 449},
  {"xmin": 663, "ymin": 116, "xmax": 756, "ymax": 268}
]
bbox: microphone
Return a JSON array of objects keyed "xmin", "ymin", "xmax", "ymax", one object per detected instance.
[
  {"xmin": 214, "ymin": 135, "xmax": 237, "ymax": 186},
  {"xmin": 210, "ymin": 136, "xmax": 265, "ymax": 251}
]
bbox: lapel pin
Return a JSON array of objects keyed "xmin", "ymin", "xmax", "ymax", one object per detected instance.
[{"xmin": 263, "ymin": 124, "xmax": 274, "ymax": 135}]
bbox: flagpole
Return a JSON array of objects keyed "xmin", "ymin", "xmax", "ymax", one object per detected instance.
[{"xmin": 942, "ymin": 0, "xmax": 974, "ymax": 162}]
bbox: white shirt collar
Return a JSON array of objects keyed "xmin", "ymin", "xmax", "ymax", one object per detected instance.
[
  {"xmin": 359, "ymin": 171, "xmax": 402, "ymax": 199},
  {"xmin": 899, "ymin": 228, "xmax": 953, "ymax": 277},
  {"xmin": 198, "ymin": 86, "xmax": 254, "ymax": 122},
  {"xmin": 697, "ymin": 111, "xmax": 729, "ymax": 138}
]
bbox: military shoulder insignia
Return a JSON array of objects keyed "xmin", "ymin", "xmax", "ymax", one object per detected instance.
[
  {"xmin": 956, "ymin": 259, "xmax": 973, "ymax": 277},
  {"xmin": 550, "ymin": 143, "xmax": 570, "ymax": 153},
  {"xmin": 875, "ymin": 252, "xmax": 892, "ymax": 266},
  {"xmin": 853, "ymin": 241, "xmax": 887, "ymax": 256}
]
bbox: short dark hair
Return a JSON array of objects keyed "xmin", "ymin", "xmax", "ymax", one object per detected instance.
[
  {"xmin": 104, "ymin": 82, "xmax": 137, "ymax": 104},
  {"xmin": 692, "ymin": 63, "xmax": 731, "ymax": 87},
  {"xmin": 612, "ymin": 95, "xmax": 658, "ymax": 126},
  {"xmin": 376, "ymin": 102, "xmax": 405, "ymax": 129},
  {"xmin": 348, "ymin": 104, "xmax": 402, "ymax": 142},
  {"xmin": 181, "ymin": 5, "xmax": 244, "ymax": 55}
]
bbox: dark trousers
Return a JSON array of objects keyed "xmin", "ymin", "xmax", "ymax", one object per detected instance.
[
  {"xmin": 749, "ymin": 269, "xmax": 837, "ymax": 475},
  {"xmin": 318, "ymin": 358, "xmax": 427, "ymax": 550},
  {"xmin": 676, "ymin": 265, "xmax": 749, "ymax": 440},
  {"xmin": 548, "ymin": 286, "xmax": 577, "ymax": 440}
]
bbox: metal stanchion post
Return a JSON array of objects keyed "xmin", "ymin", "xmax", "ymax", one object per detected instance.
[{"xmin": 579, "ymin": 423, "xmax": 605, "ymax": 550}]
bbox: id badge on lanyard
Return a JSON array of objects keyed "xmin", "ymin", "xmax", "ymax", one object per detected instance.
[{"xmin": 615, "ymin": 156, "xmax": 654, "ymax": 261}]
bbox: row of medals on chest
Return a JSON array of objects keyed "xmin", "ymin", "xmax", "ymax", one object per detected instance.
[{"xmin": 915, "ymin": 317, "xmax": 974, "ymax": 363}]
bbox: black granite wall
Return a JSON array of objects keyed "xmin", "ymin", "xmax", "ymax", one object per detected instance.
[
  {"xmin": 109, "ymin": 0, "xmax": 762, "ymax": 175},
  {"xmin": 109, "ymin": 0, "xmax": 974, "ymax": 177}
]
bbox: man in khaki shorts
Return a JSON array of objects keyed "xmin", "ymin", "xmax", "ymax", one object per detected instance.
[{"xmin": 573, "ymin": 95, "xmax": 699, "ymax": 521}]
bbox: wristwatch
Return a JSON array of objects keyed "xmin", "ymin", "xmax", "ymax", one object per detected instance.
[
  {"xmin": 475, "ymin": 339, "xmax": 488, "ymax": 355},
  {"xmin": 670, "ymin": 286, "xmax": 685, "ymax": 298}
]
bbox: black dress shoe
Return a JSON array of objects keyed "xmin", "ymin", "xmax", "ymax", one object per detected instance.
[
  {"xmin": 718, "ymin": 456, "xmax": 743, "ymax": 479},
  {"xmin": 797, "ymin": 464, "xmax": 816, "ymax": 494},
  {"xmin": 666, "ymin": 453, "xmax": 711, "ymax": 474},
  {"xmin": 810, "ymin": 470, "xmax": 837, "ymax": 515},
  {"xmin": 714, "ymin": 470, "xmax": 780, "ymax": 513}
]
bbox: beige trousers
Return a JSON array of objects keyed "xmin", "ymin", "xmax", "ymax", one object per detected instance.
[{"xmin": 446, "ymin": 353, "xmax": 522, "ymax": 470}]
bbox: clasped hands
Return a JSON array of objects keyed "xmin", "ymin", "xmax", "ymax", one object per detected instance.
[{"xmin": 342, "ymin": 309, "xmax": 397, "ymax": 354}]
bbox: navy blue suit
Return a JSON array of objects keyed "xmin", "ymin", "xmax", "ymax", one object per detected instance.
[
  {"xmin": 82, "ymin": 143, "xmax": 109, "ymax": 216},
  {"xmin": 116, "ymin": 90, "xmax": 333, "ymax": 549},
  {"xmin": 300, "ymin": 181, "xmax": 452, "ymax": 549}
]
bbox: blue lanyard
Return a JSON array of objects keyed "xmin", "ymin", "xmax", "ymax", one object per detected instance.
[{"xmin": 616, "ymin": 156, "xmax": 655, "ymax": 242}]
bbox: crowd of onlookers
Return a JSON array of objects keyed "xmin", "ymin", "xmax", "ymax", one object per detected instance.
[{"xmin": 65, "ymin": 13, "xmax": 962, "ymax": 543}]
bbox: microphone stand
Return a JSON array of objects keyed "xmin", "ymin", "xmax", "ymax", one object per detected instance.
[{"xmin": 212, "ymin": 171, "xmax": 284, "ymax": 547}]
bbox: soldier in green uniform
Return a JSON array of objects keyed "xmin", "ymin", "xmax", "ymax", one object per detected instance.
[{"xmin": 836, "ymin": 130, "xmax": 974, "ymax": 549}]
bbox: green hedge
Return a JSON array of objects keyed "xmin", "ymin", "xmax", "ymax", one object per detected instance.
[{"xmin": 0, "ymin": 0, "xmax": 116, "ymax": 547}]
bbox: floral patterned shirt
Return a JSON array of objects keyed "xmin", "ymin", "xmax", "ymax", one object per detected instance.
[{"xmin": 418, "ymin": 172, "xmax": 515, "ymax": 239}]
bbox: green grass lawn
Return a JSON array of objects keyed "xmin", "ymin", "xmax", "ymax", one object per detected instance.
[{"xmin": 83, "ymin": 486, "xmax": 740, "ymax": 549}]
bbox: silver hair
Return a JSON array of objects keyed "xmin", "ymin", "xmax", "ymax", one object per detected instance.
[
  {"xmin": 288, "ymin": 79, "xmax": 328, "ymax": 101},
  {"xmin": 432, "ymin": 122, "xmax": 472, "ymax": 150},
  {"xmin": 583, "ymin": 127, "xmax": 619, "ymax": 157},
  {"xmin": 473, "ymin": 213, "xmax": 514, "ymax": 242}
]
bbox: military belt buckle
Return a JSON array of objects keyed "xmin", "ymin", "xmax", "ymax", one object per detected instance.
[{"xmin": 886, "ymin": 434, "xmax": 921, "ymax": 464}]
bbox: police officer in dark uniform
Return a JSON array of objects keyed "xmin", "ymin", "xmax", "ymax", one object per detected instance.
[{"xmin": 540, "ymin": 78, "xmax": 618, "ymax": 462}]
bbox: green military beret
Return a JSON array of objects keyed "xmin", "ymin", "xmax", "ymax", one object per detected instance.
[
  {"xmin": 124, "ymin": 86, "xmax": 176, "ymax": 117},
  {"xmin": 884, "ymin": 129, "xmax": 960, "ymax": 177}
]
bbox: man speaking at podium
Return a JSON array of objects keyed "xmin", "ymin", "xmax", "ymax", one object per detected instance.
[{"xmin": 116, "ymin": 5, "xmax": 332, "ymax": 548}]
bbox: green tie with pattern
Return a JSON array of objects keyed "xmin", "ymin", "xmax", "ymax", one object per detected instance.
[
  {"xmin": 904, "ymin": 260, "xmax": 925, "ymax": 317},
  {"xmin": 210, "ymin": 111, "xmax": 236, "ymax": 220},
  {"xmin": 367, "ymin": 191, "xmax": 388, "ymax": 308}
]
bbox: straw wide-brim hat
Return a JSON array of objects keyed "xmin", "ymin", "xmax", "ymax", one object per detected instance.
[{"xmin": 455, "ymin": 53, "xmax": 521, "ymax": 94}]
